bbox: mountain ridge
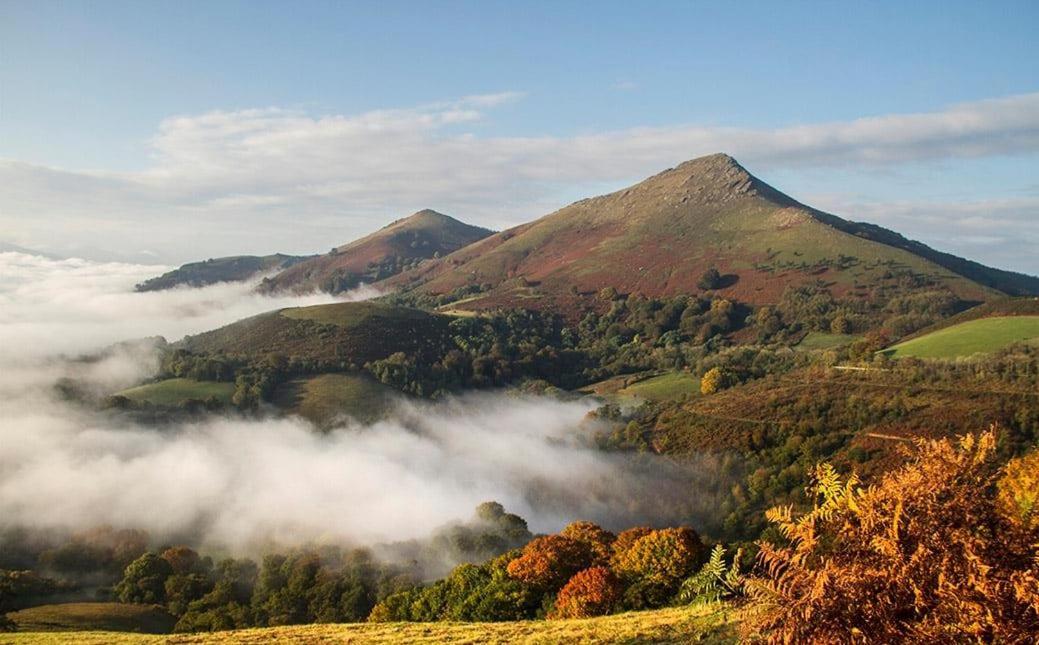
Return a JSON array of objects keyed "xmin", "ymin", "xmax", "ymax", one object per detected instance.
[
  {"xmin": 383, "ymin": 153, "xmax": 1038, "ymax": 314},
  {"xmin": 260, "ymin": 209, "xmax": 494, "ymax": 294}
]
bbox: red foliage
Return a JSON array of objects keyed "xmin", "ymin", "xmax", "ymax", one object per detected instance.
[
  {"xmin": 506, "ymin": 535, "xmax": 593, "ymax": 590},
  {"xmin": 549, "ymin": 567, "xmax": 623, "ymax": 619},
  {"xmin": 560, "ymin": 521, "xmax": 616, "ymax": 565}
]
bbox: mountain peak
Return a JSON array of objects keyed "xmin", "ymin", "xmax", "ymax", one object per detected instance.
[
  {"xmin": 648, "ymin": 152, "xmax": 799, "ymax": 207},
  {"xmin": 409, "ymin": 209, "xmax": 449, "ymax": 220}
]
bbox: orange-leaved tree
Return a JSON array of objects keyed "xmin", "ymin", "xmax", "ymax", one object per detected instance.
[
  {"xmin": 560, "ymin": 521, "xmax": 616, "ymax": 566},
  {"xmin": 505, "ymin": 535, "xmax": 592, "ymax": 590},
  {"xmin": 743, "ymin": 430, "xmax": 1039, "ymax": 643},
  {"xmin": 549, "ymin": 566, "xmax": 623, "ymax": 619}
]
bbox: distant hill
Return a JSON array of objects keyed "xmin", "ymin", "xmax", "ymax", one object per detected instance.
[
  {"xmin": 178, "ymin": 301, "xmax": 452, "ymax": 367},
  {"xmin": 385, "ymin": 154, "xmax": 1039, "ymax": 315},
  {"xmin": 260, "ymin": 209, "xmax": 494, "ymax": 294},
  {"xmin": 0, "ymin": 241, "xmax": 63, "ymax": 259},
  {"xmin": 135, "ymin": 253, "xmax": 311, "ymax": 291}
]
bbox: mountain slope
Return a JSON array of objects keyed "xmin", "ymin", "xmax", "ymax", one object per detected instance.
[
  {"xmin": 386, "ymin": 154, "xmax": 1038, "ymax": 314},
  {"xmin": 135, "ymin": 254, "xmax": 311, "ymax": 291},
  {"xmin": 179, "ymin": 301, "xmax": 453, "ymax": 367},
  {"xmin": 261, "ymin": 210, "xmax": 494, "ymax": 294}
]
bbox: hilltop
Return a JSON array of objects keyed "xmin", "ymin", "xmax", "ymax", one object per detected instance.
[
  {"xmin": 178, "ymin": 301, "xmax": 453, "ymax": 367},
  {"xmin": 386, "ymin": 154, "xmax": 1039, "ymax": 315},
  {"xmin": 134, "ymin": 254, "xmax": 311, "ymax": 291},
  {"xmin": 260, "ymin": 210, "xmax": 493, "ymax": 294}
]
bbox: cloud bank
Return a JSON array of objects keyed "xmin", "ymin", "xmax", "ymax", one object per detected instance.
[
  {"xmin": 0, "ymin": 253, "xmax": 719, "ymax": 553},
  {"xmin": 2, "ymin": 92, "xmax": 1037, "ymax": 271}
]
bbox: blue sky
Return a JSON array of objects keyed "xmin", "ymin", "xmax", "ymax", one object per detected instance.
[{"xmin": 1, "ymin": 1, "xmax": 1037, "ymax": 271}]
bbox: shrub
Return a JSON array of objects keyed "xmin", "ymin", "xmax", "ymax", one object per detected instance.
[
  {"xmin": 116, "ymin": 552, "xmax": 173, "ymax": 604},
  {"xmin": 743, "ymin": 430, "xmax": 1039, "ymax": 643},
  {"xmin": 698, "ymin": 267, "xmax": 722, "ymax": 291},
  {"xmin": 997, "ymin": 449, "xmax": 1039, "ymax": 531},
  {"xmin": 549, "ymin": 567, "xmax": 622, "ymax": 619},
  {"xmin": 700, "ymin": 367, "xmax": 725, "ymax": 394},
  {"xmin": 559, "ymin": 521, "xmax": 615, "ymax": 566},
  {"xmin": 612, "ymin": 528, "xmax": 706, "ymax": 592},
  {"xmin": 506, "ymin": 535, "xmax": 593, "ymax": 590}
]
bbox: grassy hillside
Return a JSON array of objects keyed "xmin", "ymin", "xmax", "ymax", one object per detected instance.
[
  {"xmin": 270, "ymin": 373, "xmax": 395, "ymax": 427},
  {"xmin": 583, "ymin": 371, "xmax": 699, "ymax": 403},
  {"xmin": 179, "ymin": 302, "xmax": 453, "ymax": 367},
  {"xmin": 0, "ymin": 605, "xmax": 736, "ymax": 644},
  {"xmin": 882, "ymin": 316, "xmax": 1039, "ymax": 359},
  {"xmin": 385, "ymin": 154, "xmax": 1033, "ymax": 316},
  {"xmin": 262, "ymin": 210, "xmax": 493, "ymax": 294},
  {"xmin": 796, "ymin": 331, "xmax": 859, "ymax": 350},
  {"xmin": 135, "ymin": 254, "xmax": 309, "ymax": 292},
  {"xmin": 4, "ymin": 603, "xmax": 176, "ymax": 634},
  {"xmin": 116, "ymin": 378, "xmax": 235, "ymax": 406}
]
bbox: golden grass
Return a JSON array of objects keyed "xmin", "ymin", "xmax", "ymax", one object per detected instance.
[{"xmin": 1, "ymin": 604, "xmax": 737, "ymax": 645}]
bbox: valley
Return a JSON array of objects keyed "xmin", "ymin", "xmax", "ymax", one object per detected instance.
[{"xmin": 4, "ymin": 155, "xmax": 1039, "ymax": 643}]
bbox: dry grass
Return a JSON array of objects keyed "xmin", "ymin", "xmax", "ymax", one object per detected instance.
[{"xmin": 1, "ymin": 605, "xmax": 737, "ymax": 645}]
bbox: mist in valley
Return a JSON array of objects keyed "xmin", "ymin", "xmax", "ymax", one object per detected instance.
[{"xmin": 0, "ymin": 251, "xmax": 726, "ymax": 567}]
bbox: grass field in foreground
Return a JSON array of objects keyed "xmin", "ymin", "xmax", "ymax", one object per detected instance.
[
  {"xmin": 4, "ymin": 603, "xmax": 176, "ymax": 635},
  {"xmin": 1, "ymin": 605, "xmax": 736, "ymax": 645},
  {"xmin": 116, "ymin": 378, "xmax": 234, "ymax": 406},
  {"xmin": 882, "ymin": 316, "xmax": 1039, "ymax": 359}
]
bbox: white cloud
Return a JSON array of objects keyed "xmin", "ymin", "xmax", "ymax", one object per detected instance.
[{"xmin": 1, "ymin": 92, "xmax": 1037, "ymax": 269}]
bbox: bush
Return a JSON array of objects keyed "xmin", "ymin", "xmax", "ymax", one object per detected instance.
[
  {"xmin": 743, "ymin": 430, "xmax": 1039, "ymax": 643},
  {"xmin": 559, "ymin": 521, "xmax": 615, "ymax": 566},
  {"xmin": 700, "ymin": 367, "xmax": 726, "ymax": 395},
  {"xmin": 116, "ymin": 552, "xmax": 173, "ymax": 604},
  {"xmin": 997, "ymin": 449, "xmax": 1039, "ymax": 531},
  {"xmin": 549, "ymin": 567, "xmax": 622, "ymax": 619},
  {"xmin": 506, "ymin": 535, "xmax": 593, "ymax": 591},
  {"xmin": 612, "ymin": 528, "xmax": 706, "ymax": 593}
]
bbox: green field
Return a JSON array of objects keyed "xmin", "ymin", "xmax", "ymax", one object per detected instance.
[
  {"xmin": 116, "ymin": 378, "xmax": 235, "ymax": 406},
  {"xmin": 796, "ymin": 331, "xmax": 859, "ymax": 350},
  {"xmin": 4, "ymin": 603, "xmax": 176, "ymax": 635},
  {"xmin": 618, "ymin": 371, "xmax": 700, "ymax": 401},
  {"xmin": 882, "ymin": 316, "xmax": 1039, "ymax": 359},
  {"xmin": 582, "ymin": 371, "xmax": 699, "ymax": 403},
  {"xmin": 0, "ymin": 604, "xmax": 736, "ymax": 644},
  {"xmin": 271, "ymin": 373, "xmax": 394, "ymax": 427}
]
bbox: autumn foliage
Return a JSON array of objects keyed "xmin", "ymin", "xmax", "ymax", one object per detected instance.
[
  {"xmin": 549, "ymin": 567, "xmax": 622, "ymax": 619},
  {"xmin": 505, "ymin": 535, "xmax": 592, "ymax": 590},
  {"xmin": 743, "ymin": 430, "xmax": 1039, "ymax": 643},
  {"xmin": 560, "ymin": 521, "xmax": 616, "ymax": 566},
  {"xmin": 612, "ymin": 527, "xmax": 705, "ymax": 588}
]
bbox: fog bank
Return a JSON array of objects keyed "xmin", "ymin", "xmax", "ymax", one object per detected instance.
[{"xmin": 0, "ymin": 252, "xmax": 721, "ymax": 553}]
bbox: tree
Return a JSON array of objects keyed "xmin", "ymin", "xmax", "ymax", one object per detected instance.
[
  {"xmin": 116, "ymin": 552, "xmax": 173, "ymax": 604},
  {"xmin": 560, "ymin": 521, "xmax": 616, "ymax": 566},
  {"xmin": 612, "ymin": 528, "xmax": 705, "ymax": 591},
  {"xmin": 506, "ymin": 535, "xmax": 593, "ymax": 590},
  {"xmin": 700, "ymin": 367, "xmax": 725, "ymax": 395},
  {"xmin": 549, "ymin": 567, "xmax": 622, "ymax": 619},
  {"xmin": 698, "ymin": 267, "xmax": 722, "ymax": 291},
  {"xmin": 830, "ymin": 314, "xmax": 851, "ymax": 335}
]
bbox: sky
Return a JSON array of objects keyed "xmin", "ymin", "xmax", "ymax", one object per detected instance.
[{"xmin": 1, "ymin": 1, "xmax": 1037, "ymax": 273}]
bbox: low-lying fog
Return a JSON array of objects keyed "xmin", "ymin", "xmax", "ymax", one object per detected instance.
[{"xmin": 0, "ymin": 252, "xmax": 721, "ymax": 554}]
